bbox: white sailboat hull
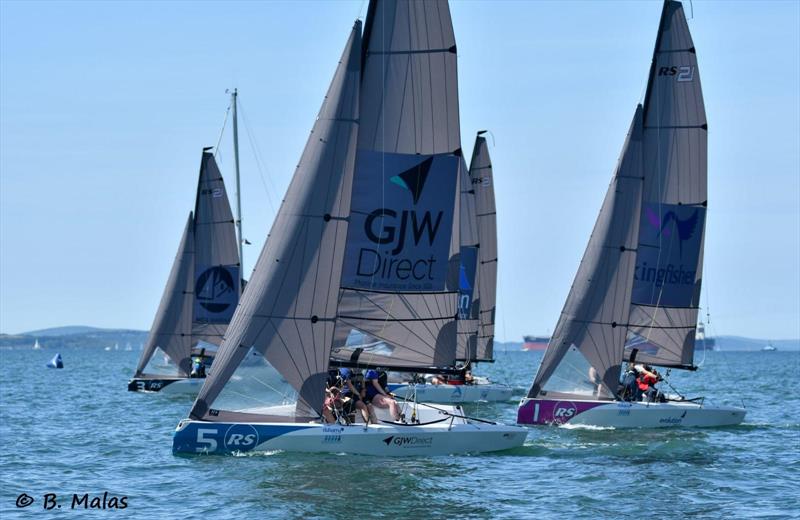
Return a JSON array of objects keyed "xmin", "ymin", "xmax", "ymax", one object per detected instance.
[
  {"xmin": 173, "ymin": 404, "xmax": 526, "ymax": 456},
  {"xmin": 174, "ymin": 420, "xmax": 526, "ymax": 456},
  {"xmin": 517, "ymin": 398, "xmax": 746, "ymax": 429},
  {"xmin": 388, "ymin": 382, "xmax": 514, "ymax": 403}
]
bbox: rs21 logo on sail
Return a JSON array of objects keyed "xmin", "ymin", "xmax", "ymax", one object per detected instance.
[{"xmin": 658, "ymin": 66, "xmax": 694, "ymax": 82}]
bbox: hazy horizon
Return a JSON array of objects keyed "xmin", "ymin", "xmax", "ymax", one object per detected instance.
[{"xmin": 1, "ymin": 1, "xmax": 798, "ymax": 341}]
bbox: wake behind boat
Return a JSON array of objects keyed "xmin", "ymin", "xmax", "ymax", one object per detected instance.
[
  {"xmin": 517, "ymin": 0, "xmax": 745, "ymax": 429},
  {"xmin": 173, "ymin": 0, "xmax": 526, "ymax": 456},
  {"xmin": 129, "ymin": 140, "xmax": 242, "ymax": 394}
]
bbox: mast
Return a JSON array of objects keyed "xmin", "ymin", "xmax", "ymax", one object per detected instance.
[{"xmin": 231, "ymin": 88, "xmax": 244, "ymax": 279}]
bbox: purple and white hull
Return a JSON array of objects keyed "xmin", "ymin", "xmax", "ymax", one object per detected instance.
[{"xmin": 517, "ymin": 398, "xmax": 746, "ymax": 429}]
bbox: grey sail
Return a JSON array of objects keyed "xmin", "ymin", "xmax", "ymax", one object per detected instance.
[
  {"xmin": 529, "ymin": 106, "xmax": 645, "ymax": 399},
  {"xmin": 135, "ymin": 213, "xmax": 195, "ymax": 377},
  {"xmin": 331, "ymin": 0, "xmax": 462, "ymax": 370},
  {"xmin": 624, "ymin": 0, "xmax": 706, "ymax": 369},
  {"xmin": 457, "ymin": 155, "xmax": 480, "ymax": 362},
  {"xmin": 191, "ymin": 22, "xmax": 362, "ymax": 421},
  {"xmin": 133, "ymin": 153, "xmax": 241, "ymax": 378},
  {"xmin": 470, "ymin": 132, "xmax": 497, "ymax": 361},
  {"xmin": 192, "ymin": 151, "xmax": 241, "ymax": 342}
]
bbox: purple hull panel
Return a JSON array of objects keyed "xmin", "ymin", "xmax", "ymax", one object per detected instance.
[{"xmin": 517, "ymin": 399, "xmax": 607, "ymax": 426}]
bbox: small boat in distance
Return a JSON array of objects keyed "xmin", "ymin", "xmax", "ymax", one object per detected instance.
[
  {"xmin": 46, "ymin": 353, "xmax": 63, "ymax": 369},
  {"xmin": 32, "ymin": 339, "xmax": 42, "ymax": 350},
  {"xmin": 517, "ymin": 0, "xmax": 745, "ymax": 429},
  {"xmin": 522, "ymin": 336, "xmax": 550, "ymax": 351},
  {"xmin": 762, "ymin": 342, "xmax": 777, "ymax": 352}
]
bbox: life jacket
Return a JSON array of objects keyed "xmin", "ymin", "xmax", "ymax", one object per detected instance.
[{"xmin": 637, "ymin": 373, "xmax": 657, "ymax": 391}]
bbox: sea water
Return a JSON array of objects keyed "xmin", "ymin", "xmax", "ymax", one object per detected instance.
[{"xmin": 0, "ymin": 348, "xmax": 798, "ymax": 518}]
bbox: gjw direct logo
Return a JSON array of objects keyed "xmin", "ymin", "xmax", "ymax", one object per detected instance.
[
  {"xmin": 356, "ymin": 156, "xmax": 445, "ymax": 282},
  {"xmin": 382, "ymin": 435, "xmax": 433, "ymax": 448},
  {"xmin": 195, "ymin": 266, "xmax": 235, "ymax": 313}
]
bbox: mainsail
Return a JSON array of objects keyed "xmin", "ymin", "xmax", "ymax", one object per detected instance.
[
  {"xmin": 528, "ymin": 0, "xmax": 704, "ymax": 400},
  {"xmin": 457, "ymin": 155, "xmax": 480, "ymax": 362},
  {"xmin": 134, "ymin": 152, "xmax": 240, "ymax": 377},
  {"xmin": 624, "ymin": 0, "xmax": 706, "ymax": 369},
  {"xmin": 470, "ymin": 132, "xmax": 498, "ymax": 362},
  {"xmin": 331, "ymin": 0, "xmax": 463, "ymax": 370},
  {"xmin": 190, "ymin": 21, "xmax": 362, "ymax": 421}
]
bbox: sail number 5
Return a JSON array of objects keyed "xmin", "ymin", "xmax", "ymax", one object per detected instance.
[{"xmin": 196, "ymin": 428, "xmax": 219, "ymax": 453}]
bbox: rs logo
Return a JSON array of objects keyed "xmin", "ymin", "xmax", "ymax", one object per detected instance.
[
  {"xmin": 554, "ymin": 407, "xmax": 575, "ymax": 418},
  {"xmin": 658, "ymin": 65, "xmax": 694, "ymax": 82},
  {"xmin": 552, "ymin": 401, "xmax": 578, "ymax": 424},
  {"xmin": 223, "ymin": 424, "xmax": 260, "ymax": 452}
]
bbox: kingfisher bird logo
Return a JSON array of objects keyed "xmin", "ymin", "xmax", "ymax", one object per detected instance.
[
  {"xmin": 644, "ymin": 206, "xmax": 700, "ymax": 257},
  {"xmin": 389, "ymin": 156, "xmax": 434, "ymax": 204},
  {"xmin": 195, "ymin": 266, "xmax": 235, "ymax": 313}
]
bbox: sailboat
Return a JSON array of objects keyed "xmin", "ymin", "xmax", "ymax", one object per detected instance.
[
  {"xmin": 32, "ymin": 339, "xmax": 42, "ymax": 350},
  {"xmin": 173, "ymin": 1, "xmax": 527, "ymax": 456},
  {"xmin": 517, "ymin": 0, "xmax": 746, "ymax": 429},
  {"xmin": 385, "ymin": 132, "xmax": 513, "ymax": 403},
  {"xmin": 129, "ymin": 100, "xmax": 244, "ymax": 394}
]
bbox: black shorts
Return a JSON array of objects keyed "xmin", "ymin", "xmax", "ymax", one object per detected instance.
[{"xmin": 342, "ymin": 396, "xmax": 361, "ymax": 413}]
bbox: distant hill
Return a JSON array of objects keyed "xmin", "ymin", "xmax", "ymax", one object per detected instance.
[
  {"xmin": 23, "ymin": 325, "xmax": 110, "ymax": 337},
  {"xmin": 713, "ymin": 336, "xmax": 799, "ymax": 351},
  {"xmin": 496, "ymin": 336, "xmax": 799, "ymax": 352},
  {"xmin": 0, "ymin": 327, "xmax": 148, "ymax": 350}
]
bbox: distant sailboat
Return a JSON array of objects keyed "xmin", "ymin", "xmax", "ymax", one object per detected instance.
[
  {"xmin": 129, "ymin": 97, "xmax": 244, "ymax": 394},
  {"xmin": 46, "ymin": 353, "xmax": 63, "ymax": 369},
  {"xmin": 124, "ymin": 343, "xmax": 132, "ymax": 352},
  {"xmin": 32, "ymin": 339, "xmax": 42, "ymax": 350},
  {"xmin": 173, "ymin": 1, "xmax": 526, "ymax": 456},
  {"xmin": 762, "ymin": 342, "xmax": 777, "ymax": 352},
  {"xmin": 517, "ymin": 0, "xmax": 745, "ymax": 429}
]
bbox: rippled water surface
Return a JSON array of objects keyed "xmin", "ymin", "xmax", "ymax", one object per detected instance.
[{"xmin": 1, "ymin": 348, "xmax": 798, "ymax": 518}]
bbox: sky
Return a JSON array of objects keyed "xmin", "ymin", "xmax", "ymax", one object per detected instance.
[{"xmin": 1, "ymin": 0, "xmax": 798, "ymax": 341}]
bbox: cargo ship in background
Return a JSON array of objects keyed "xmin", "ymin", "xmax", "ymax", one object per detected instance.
[
  {"xmin": 522, "ymin": 335, "xmax": 550, "ymax": 351},
  {"xmin": 695, "ymin": 322, "xmax": 716, "ymax": 351}
]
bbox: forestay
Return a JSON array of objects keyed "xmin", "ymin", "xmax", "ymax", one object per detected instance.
[
  {"xmin": 134, "ymin": 152, "xmax": 240, "ymax": 377},
  {"xmin": 331, "ymin": 0, "xmax": 463, "ymax": 370},
  {"xmin": 190, "ymin": 22, "xmax": 362, "ymax": 422}
]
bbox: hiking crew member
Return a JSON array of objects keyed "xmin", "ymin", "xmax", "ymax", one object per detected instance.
[{"xmin": 364, "ymin": 369, "xmax": 400, "ymax": 422}]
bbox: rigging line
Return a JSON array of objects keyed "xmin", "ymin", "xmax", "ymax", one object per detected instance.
[
  {"xmin": 214, "ymin": 102, "xmax": 232, "ymax": 158},
  {"xmin": 236, "ymin": 97, "xmax": 278, "ymax": 216}
]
